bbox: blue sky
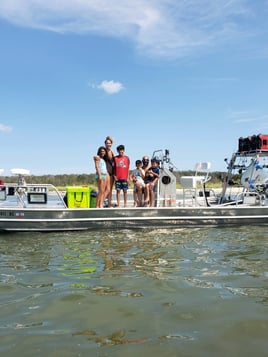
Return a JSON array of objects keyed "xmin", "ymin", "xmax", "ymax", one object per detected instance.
[{"xmin": 1, "ymin": 0, "xmax": 268, "ymax": 175}]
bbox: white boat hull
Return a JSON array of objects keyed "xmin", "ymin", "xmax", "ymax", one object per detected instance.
[{"xmin": 1, "ymin": 206, "xmax": 268, "ymax": 232}]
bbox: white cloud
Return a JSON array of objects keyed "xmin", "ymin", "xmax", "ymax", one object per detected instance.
[
  {"xmin": 228, "ymin": 110, "xmax": 268, "ymax": 124},
  {"xmin": 0, "ymin": 123, "xmax": 13, "ymax": 132},
  {"xmin": 97, "ymin": 80, "xmax": 124, "ymax": 95},
  {"xmin": 0, "ymin": 0, "xmax": 263, "ymax": 58}
]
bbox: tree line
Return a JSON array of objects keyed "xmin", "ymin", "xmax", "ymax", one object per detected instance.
[
  {"xmin": 2, "ymin": 170, "xmax": 233, "ymax": 188},
  {"xmin": 3, "ymin": 173, "xmax": 95, "ymax": 187}
]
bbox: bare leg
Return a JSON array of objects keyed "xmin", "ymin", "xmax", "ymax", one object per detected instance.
[
  {"xmin": 144, "ymin": 185, "xmax": 149, "ymax": 206},
  {"xmin": 116, "ymin": 190, "xmax": 121, "ymax": 207},
  {"xmin": 105, "ymin": 174, "xmax": 111, "ymax": 206},
  {"xmin": 123, "ymin": 190, "xmax": 128, "ymax": 207},
  {"xmin": 149, "ymin": 185, "xmax": 155, "ymax": 207},
  {"xmin": 133, "ymin": 189, "xmax": 138, "ymax": 207},
  {"xmin": 107, "ymin": 175, "xmax": 114, "ymax": 207},
  {"xmin": 136, "ymin": 187, "xmax": 143, "ymax": 206},
  {"xmin": 96, "ymin": 179, "xmax": 105, "ymax": 208}
]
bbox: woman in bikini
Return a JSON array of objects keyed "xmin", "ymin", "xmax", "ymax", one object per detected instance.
[{"xmin": 94, "ymin": 146, "xmax": 109, "ymax": 208}]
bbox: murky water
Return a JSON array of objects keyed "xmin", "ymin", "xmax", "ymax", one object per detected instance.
[{"xmin": 0, "ymin": 227, "xmax": 267, "ymax": 357}]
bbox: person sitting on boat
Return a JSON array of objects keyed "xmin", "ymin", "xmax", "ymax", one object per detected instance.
[
  {"xmin": 145, "ymin": 158, "xmax": 160, "ymax": 207},
  {"xmin": 142, "ymin": 156, "xmax": 150, "ymax": 172},
  {"xmin": 131, "ymin": 160, "xmax": 145, "ymax": 207},
  {"xmin": 141, "ymin": 155, "xmax": 151, "ymax": 206},
  {"xmin": 93, "ymin": 146, "xmax": 109, "ymax": 208}
]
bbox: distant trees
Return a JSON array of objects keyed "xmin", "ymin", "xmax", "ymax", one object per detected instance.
[
  {"xmin": 3, "ymin": 171, "xmax": 228, "ymax": 188},
  {"xmin": 3, "ymin": 173, "xmax": 96, "ymax": 187}
]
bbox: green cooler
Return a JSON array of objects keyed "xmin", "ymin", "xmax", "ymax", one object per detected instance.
[{"xmin": 66, "ymin": 186, "xmax": 90, "ymax": 208}]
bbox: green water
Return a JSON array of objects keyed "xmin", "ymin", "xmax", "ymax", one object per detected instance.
[{"xmin": 0, "ymin": 227, "xmax": 267, "ymax": 357}]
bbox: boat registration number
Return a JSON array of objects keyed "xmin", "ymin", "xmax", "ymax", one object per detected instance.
[{"xmin": 0, "ymin": 211, "xmax": 15, "ymax": 217}]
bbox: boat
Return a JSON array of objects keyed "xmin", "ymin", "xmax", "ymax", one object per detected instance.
[{"xmin": 1, "ymin": 135, "xmax": 268, "ymax": 232}]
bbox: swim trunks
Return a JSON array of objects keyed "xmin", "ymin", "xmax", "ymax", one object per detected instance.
[{"xmin": 115, "ymin": 180, "xmax": 128, "ymax": 191}]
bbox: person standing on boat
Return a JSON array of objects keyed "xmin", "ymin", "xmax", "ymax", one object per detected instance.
[
  {"xmin": 94, "ymin": 146, "xmax": 109, "ymax": 208},
  {"xmin": 114, "ymin": 144, "xmax": 130, "ymax": 207},
  {"xmin": 104, "ymin": 135, "xmax": 115, "ymax": 207}
]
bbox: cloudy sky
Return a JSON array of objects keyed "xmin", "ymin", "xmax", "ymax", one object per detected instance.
[{"xmin": 1, "ymin": 0, "xmax": 268, "ymax": 174}]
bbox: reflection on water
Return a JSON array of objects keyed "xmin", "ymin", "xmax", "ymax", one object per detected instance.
[{"xmin": 0, "ymin": 227, "xmax": 267, "ymax": 357}]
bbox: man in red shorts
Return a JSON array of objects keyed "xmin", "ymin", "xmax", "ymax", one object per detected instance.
[{"xmin": 114, "ymin": 144, "xmax": 130, "ymax": 207}]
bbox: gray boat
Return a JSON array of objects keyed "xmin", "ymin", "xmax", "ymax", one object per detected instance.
[{"xmin": 1, "ymin": 138, "xmax": 268, "ymax": 232}]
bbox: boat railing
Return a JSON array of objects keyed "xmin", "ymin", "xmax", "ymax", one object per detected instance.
[
  {"xmin": 217, "ymin": 185, "xmax": 268, "ymax": 206},
  {"xmin": 1, "ymin": 183, "xmax": 67, "ymax": 208}
]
